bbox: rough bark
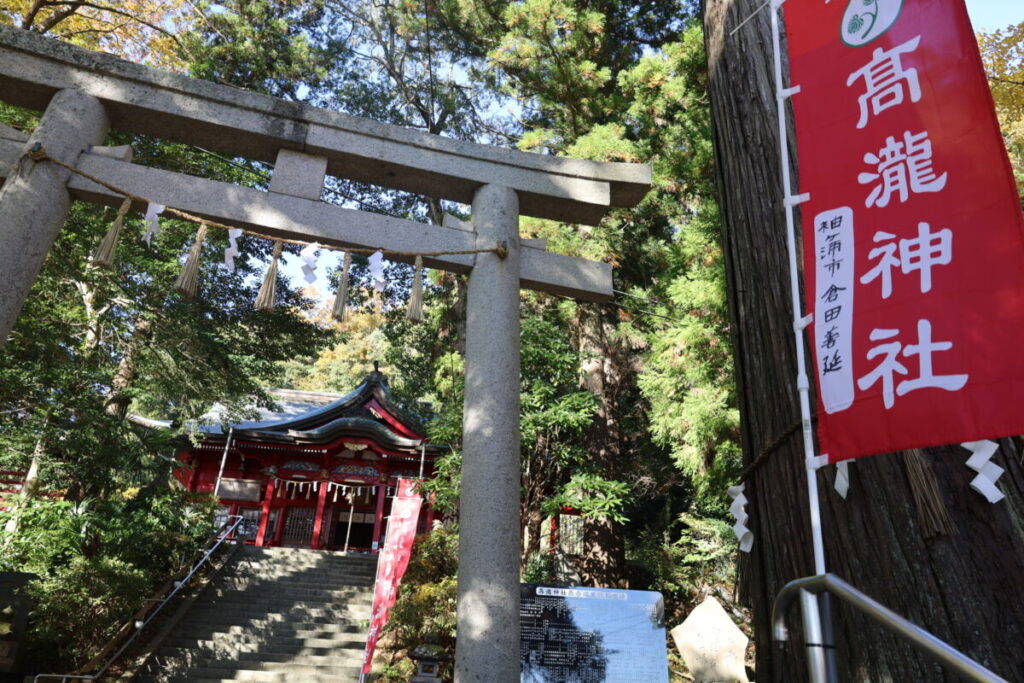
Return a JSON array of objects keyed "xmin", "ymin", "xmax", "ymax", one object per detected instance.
[
  {"xmin": 1, "ymin": 437, "xmax": 43, "ymax": 542},
  {"xmin": 704, "ymin": 1, "xmax": 1024, "ymax": 680},
  {"xmin": 103, "ymin": 318, "xmax": 151, "ymax": 418},
  {"xmin": 576, "ymin": 306, "xmax": 627, "ymax": 588}
]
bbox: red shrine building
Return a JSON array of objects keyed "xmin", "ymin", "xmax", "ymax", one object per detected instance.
[{"xmin": 174, "ymin": 371, "xmax": 444, "ymax": 552}]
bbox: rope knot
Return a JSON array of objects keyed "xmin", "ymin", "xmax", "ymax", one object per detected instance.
[{"xmin": 27, "ymin": 143, "xmax": 47, "ymax": 162}]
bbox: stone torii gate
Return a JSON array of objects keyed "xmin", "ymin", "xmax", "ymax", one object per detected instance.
[{"xmin": 0, "ymin": 25, "xmax": 650, "ymax": 682}]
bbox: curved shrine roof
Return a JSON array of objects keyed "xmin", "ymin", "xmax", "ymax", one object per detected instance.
[{"xmin": 137, "ymin": 371, "xmax": 446, "ymax": 455}]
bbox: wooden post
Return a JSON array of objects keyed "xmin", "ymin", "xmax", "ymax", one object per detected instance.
[
  {"xmin": 371, "ymin": 482, "xmax": 387, "ymax": 552},
  {"xmin": 0, "ymin": 88, "xmax": 108, "ymax": 342},
  {"xmin": 312, "ymin": 481, "xmax": 329, "ymax": 549},
  {"xmin": 255, "ymin": 478, "xmax": 275, "ymax": 546},
  {"xmin": 455, "ymin": 184, "xmax": 521, "ymax": 683}
]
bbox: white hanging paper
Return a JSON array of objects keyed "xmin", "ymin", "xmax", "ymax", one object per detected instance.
[
  {"xmin": 727, "ymin": 484, "xmax": 754, "ymax": 552},
  {"xmin": 961, "ymin": 440, "xmax": 1005, "ymax": 503},
  {"xmin": 142, "ymin": 203, "xmax": 165, "ymax": 245},
  {"xmin": 368, "ymin": 250, "xmax": 386, "ymax": 291},
  {"xmin": 299, "ymin": 242, "xmax": 320, "ymax": 284},
  {"xmin": 224, "ymin": 228, "xmax": 242, "ymax": 271},
  {"xmin": 834, "ymin": 461, "xmax": 850, "ymax": 499}
]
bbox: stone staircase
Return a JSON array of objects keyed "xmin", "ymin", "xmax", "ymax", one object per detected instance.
[{"xmin": 135, "ymin": 545, "xmax": 377, "ymax": 682}]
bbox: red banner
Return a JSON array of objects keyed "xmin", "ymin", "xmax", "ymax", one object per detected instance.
[
  {"xmin": 785, "ymin": 0, "xmax": 1024, "ymax": 461},
  {"xmin": 361, "ymin": 478, "xmax": 422, "ymax": 677}
]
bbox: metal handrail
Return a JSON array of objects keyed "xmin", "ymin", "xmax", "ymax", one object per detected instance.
[
  {"xmin": 773, "ymin": 573, "xmax": 1007, "ymax": 683},
  {"xmin": 34, "ymin": 514, "xmax": 244, "ymax": 683}
]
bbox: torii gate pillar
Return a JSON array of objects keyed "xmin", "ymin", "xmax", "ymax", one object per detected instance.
[
  {"xmin": 457, "ymin": 183, "xmax": 522, "ymax": 682},
  {"xmin": 0, "ymin": 89, "xmax": 108, "ymax": 339}
]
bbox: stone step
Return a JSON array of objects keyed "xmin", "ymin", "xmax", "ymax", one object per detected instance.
[
  {"xmin": 226, "ymin": 573, "xmax": 378, "ymax": 581},
  {"xmin": 206, "ymin": 586, "xmax": 374, "ymax": 601},
  {"xmin": 201, "ymin": 592, "xmax": 374, "ymax": 607},
  {"xmin": 228, "ymin": 573, "xmax": 376, "ymax": 581},
  {"xmin": 161, "ymin": 668, "xmax": 285, "ymax": 681},
  {"xmin": 156, "ymin": 667, "xmax": 362, "ymax": 681},
  {"xmin": 170, "ymin": 621, "xmax": 366, "ymax": 638},
  {"xmin": 170, "ymin": 620, "xmax": 368, "ymax": 640},
  {"xmin": 235, "ymin": 555, "xmax": 377, "ymax": 568},
  {"xmin": 161, "ymin": 637, "xmax": 365, "ymax": 657},
  {"xmin": 185, "ymin": 603, "xmax": 371, "ymax": 619},
  {"xmin": 165, "ymin": 630, "xmax": 364, "ymax": 648},
  {"xmin": 143, "ymin": 672, "xmax": 360, "ymax": 683},
  {"xmin": 157, "ymin": 648, "xmax": 364, "ymax": 668}
]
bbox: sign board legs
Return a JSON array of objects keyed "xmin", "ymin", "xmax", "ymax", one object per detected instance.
[
  {"xmin": 0, "ymin": 88, "xmax": 108, "ymax": 342},
  {"xmin": 455, "ymin": 183, "xmax": 521, "ymax": 683}
]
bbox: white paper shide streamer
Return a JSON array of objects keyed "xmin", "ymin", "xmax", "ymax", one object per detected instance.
[
  {"xmin": 300, "ymin": 242, "xmax": 320, "ymax": 284},
  {"xmin": 223, "ymin": 228, "xmax": 242, "ymax": 271},
  {"xmin": 368, "ymin": 250, "xmax": 386, "ymax": 292},
  {"xmin": 961, "ymin": 440, "xmax": 1004, "ymax": 503},
  {"xmin": 727, "ymin": 484, "xmax": 753, "ymax": 553},
  {"xmin": 142, "ymin": 203, "xmax": 165, "ymax": 245},
  {"xmin": 834, "ymin": 461, "xmax": 850, "ymax": 499}
]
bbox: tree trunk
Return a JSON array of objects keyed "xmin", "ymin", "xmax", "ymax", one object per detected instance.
[
  {"xmin": 1, "ymin": 437, "xmax": 43, "ymax": 542},
  {"xmin": 576, "ymin": 306, "xmax": 627, "ymax": 588},
  {"xmin": 103, "ymin": 318, "xmax": 151, "ymax": 417},
  {"xmin": 704, "ymin": 1, "xmax": 1024, "ymax": 680}
]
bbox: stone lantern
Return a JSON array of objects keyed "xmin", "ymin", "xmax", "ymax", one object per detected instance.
[{"xmin": 409, "ymin": 637, "xmax": 451, "ymax": 682}]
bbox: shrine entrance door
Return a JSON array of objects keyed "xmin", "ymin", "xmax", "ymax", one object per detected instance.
[{"xmin": 280, "ymin": 507, "xmax": 316, "ymax": 547}]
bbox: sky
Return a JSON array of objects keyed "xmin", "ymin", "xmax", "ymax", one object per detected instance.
[{"xmin": 965, "ymin": 0, "xmax": 1023, "ymax": 31}]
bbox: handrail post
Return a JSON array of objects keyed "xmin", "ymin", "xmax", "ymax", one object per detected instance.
[
  {"xmin": 799, "ymin": 589, "xmax": 827, "ymax": 683},
  {"xmin": 773, "ymin": 573, "xmax": 1009, "ymax": 683}
]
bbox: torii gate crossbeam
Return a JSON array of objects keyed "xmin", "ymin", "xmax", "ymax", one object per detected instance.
[{"xmin": 0, "ymin": 25, "xmax": 651, "ymax": 683}]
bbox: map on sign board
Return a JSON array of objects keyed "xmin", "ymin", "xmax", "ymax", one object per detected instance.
[{"xmin": 520, "ymin": 584, "xmax": 668, "ymax": 683}]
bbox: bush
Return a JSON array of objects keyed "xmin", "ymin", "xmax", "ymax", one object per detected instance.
[
  {"xmin": 376, "ymin": 527, "xmax": 459, "ymax": 681},
  {"xmin": 25, "ymin": 556, "xmax": 151, "ymax": 669},
  {"xmin": 0, "ymin": 489, "xmax": 216, "ymax": 672}
]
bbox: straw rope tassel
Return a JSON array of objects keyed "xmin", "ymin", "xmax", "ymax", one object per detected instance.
[
  {"xmin": 406, "ymin": 255, "xmax": 424, "ymax": 322},
  {"xmin": 92, "ymin": 198, "xmax": 132, "ymax": 269},
  {"xmin": 255, "ymin": 241, "xmax": 283, "ymax": 312},
  {"xmin": 174, "ymin": 223, "xmax": 208, "ymax": 298},
  {"xmin": 331, "ymin": 252, "xmax": 352, "ymax": 322}
]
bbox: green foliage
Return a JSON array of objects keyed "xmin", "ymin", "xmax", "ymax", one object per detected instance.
[
  {"xmin": 629, "ymin": 513, "xmax": 738, "ymax": 625},
  {"xmin": 544, "ymin": 473, "xmax": 630, "ymax": 524},
  {"xmin": 182, "ymin": 0, "xmax": 349, "ymax": 100},
  {"xmin": 0, "ymin": 491, "xmax": 215, "ymax": 670},
  {"xmin": 24, "ymin": 556, "xmax": 151, "ymax": 668},
  {"xmin": 978, "ymin": 21, "xmax": 1024, "ymax": 195},
  {"xmin": 0, "ymin": 16, "xmax": 332, "ymax": 668},
  {"xmin": 377, "ymin": 528, "xmax": 459, "ymax": 681}
]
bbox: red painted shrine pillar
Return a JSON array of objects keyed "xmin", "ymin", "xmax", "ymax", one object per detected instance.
[
  {"xmin": 371, "ymin": 482, "xmax": 386, "ymax": 552},
  {"xmin": 255, "ymin": 478, "xmax": 276, "ymax": 546},
  {"xmin": 312, "ymin": 481, "xmax": 330, "ymax": 550}
]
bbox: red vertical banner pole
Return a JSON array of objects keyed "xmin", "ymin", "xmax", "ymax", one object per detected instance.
[{"xmin": 360, "ymin": 479, "xmax": 422, "ymax": 682}]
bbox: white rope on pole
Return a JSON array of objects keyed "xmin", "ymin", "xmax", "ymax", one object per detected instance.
[
  {"xmin": 213, "ymin": 427, "xmax": 234, "ymax": 499},
  {"xmin": 770, "ymin": 0, "xmax": 827, "ymax": 578},
  {"xmin": 728, "ymin": 0, "xmax": 771, "ymax": 37},
  {"xmin": 770, "ymin": 2, "xmax": 831, "ymax": 681},
  {"xmin": 344, "ymin": 496, "xmax": 355, "ymax": 553}
]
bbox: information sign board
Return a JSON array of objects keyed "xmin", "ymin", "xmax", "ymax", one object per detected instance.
[{"xmin": 520, "ymin": 584, "xmax": 668, "ymax": 683}]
